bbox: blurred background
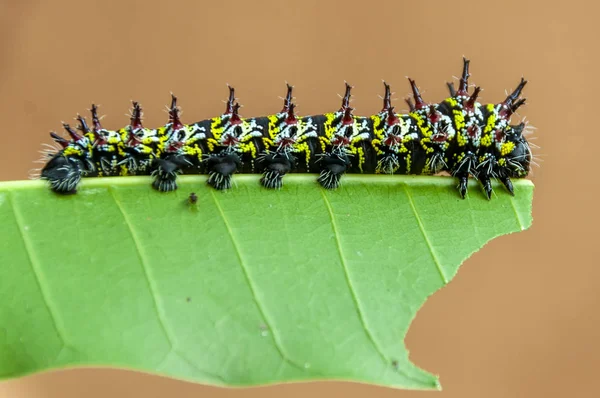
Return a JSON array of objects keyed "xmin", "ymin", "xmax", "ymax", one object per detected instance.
[{"xmin": 0, "ymin": 0, "xmax": 597, "ymax": 397}]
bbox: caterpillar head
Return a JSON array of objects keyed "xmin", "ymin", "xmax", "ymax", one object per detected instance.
[{"xmin": 498, "ymin": 123, "xmax": 531, "ymax": 178}]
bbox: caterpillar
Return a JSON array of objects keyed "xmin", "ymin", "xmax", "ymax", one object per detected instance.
[{"xmin": 37, "ymin": 58, "xmax": 532, "ymax": 199}]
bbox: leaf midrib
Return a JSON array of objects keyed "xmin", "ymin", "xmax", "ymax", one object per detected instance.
[{"xmin": 0, "ymin": 174, "xmax": 535, "ymax": 191}]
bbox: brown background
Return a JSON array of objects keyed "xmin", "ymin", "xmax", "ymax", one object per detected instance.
[{"xmin": 0, "ymin": 0, "xmax": 597, "ymax": 397}]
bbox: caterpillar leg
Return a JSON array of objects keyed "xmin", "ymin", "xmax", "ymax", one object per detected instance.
[
  {"xmin": 259, "ymin": 153, "xmax": 294, "ymax": 189},
  {"xmin": 455, "ymin": 172, "xmax": 469, "ymax": 199},
  {"xmin": 452, "ymin": 152, "xmax": 476, "ymax": 199},
  {"xmin": 205, "ymin": 153, "xmax": 242, "ymax": 190},
  {"xmin": 477, "ymin": 172, "xmax": 493, "ymax": 200},
  {"xmin": 317, "ymin": 152, "xmax": 351, "ymax": 190},
  {"xmin": 151, "ymin": 159, "xmax": 179, "ymax": 192},
  {"xmin": 476, "ymin": 155, "xmax": 497, "ymax": 200},
  {"xmin": 40, "ymin": 156, "xmax": 84, "ymax": 194},
  {"xmin": 500, "ymin": 175, "xmax": 514, "ymax": 196}
]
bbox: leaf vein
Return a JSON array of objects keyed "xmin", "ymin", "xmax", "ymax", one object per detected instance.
[
  {"xmin": 209, "ymin": 190, "xmax": 313, "ymax": 375},
  {"xmin": 509, "ymin": 196, "xmax": 526, "ymax": 231},
  {"xmin": 465, "ymin": 196, "xmax": 482, "ymax": 245},
  {"xmin": 176, "ymin": 349, "xmax": 227, "ymax": 384},
  {"xmin": 109, "ymin": 188, "xmax": 234, "ymax": 382},
  {"xmin": 109, "ymin": 188, "xmax": 174, "ymax": 350},
  {"xmin": 402, "ymin": 185, "xmax": 449, "ymax": 284},
  {"xmin": 319, "ymin": 190, "xmax": 391, "ymax": 368},
  {"xmin": 7, "ymin": 192, "xmax": 68, "ymax": 354},
  {"xmin": 321, "ymin": 189, "xmax": 431, "ymax": 384}
]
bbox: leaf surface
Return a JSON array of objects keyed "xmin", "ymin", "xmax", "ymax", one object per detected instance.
[{"xmin": 0, "ymin": 175, "xmax": 533, "ymax": 389}]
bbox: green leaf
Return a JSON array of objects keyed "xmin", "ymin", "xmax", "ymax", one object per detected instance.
[{"xmin": 0, "ymin": 175, "xmax": 533, "ymax": 390}]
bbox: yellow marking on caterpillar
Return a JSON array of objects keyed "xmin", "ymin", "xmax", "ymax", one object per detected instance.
[
  {"xmin": 262, "ymin": 137, "xmax": 274, "ymax": 149},
  {"xmin": 207, "ymin": 138, "xmax": 218, "ymax": 152},
  {"xmin": 481, "ymin": 105, "xmax": 497, "ymax": 149},
  {"xmin": 453, "ymin": 109, "xmax": 466, "ymax": 132},
  {"xmin": 420, "ymin": 137, "xmax": 431, "ymax": 151},
  {"xmin": 157, "ymin": 126, "xmax": 168, "ymax": 138},
  {"xmin": 371, "ymin": 138, "xmax": 384, "ymax": 155},
  {"xmin": 63, "ymin": 147, "xmax": 82, "ymax": 156},
  {"xmin": 411, "ymin": 113, "xmax": 432, "ymax": 137},
  {"xmin": 456, "ymin": 131, "xmax": 467, "ymax": 146},
  {"xmin": 357, "ymin": 146, "xmax": 365, "ymax": 172},
  {"xmin": 295, "ymin": 142, "xmax": 311, "ymax": 168},
  {"xmin": 324, "ymin": 113, "xmax": 336, "ymax": 138},
  {"xmin": 446, "ymin": 98, "xmax": 458, "ymax": 107},
  {"xmin": 210, "ymin": 117, "xmax": 225, "ymax": 140},
  {"xmin": 240, "ymin": 132, "xmax": 254, "ymax": 142},
  {"xmin": 319, "ymin": 136, "xmax": 329, "ymax": 153},
  {"xmin": 480, "ymin": 134, "xmax": 492, "ymax": 147},
  {"xmin": 155, "ymin": 126, "xmax": 169, "ymax": 156},
  {"xmin": 371, "ymin": 115, "xmax": 385, "ymax": 140},
  {"xmin": 484, "ymin": 104, "xmax": 496, "ymax": 134},
  {"xmin": 423, "ymin": 161, "xmax": 431, "ymax": 174},
  {"xmin": 183, "ymin": 143, "xmax": 202, "ymax": 157},
  {"xmin": 239, "ymin": 142, "xmax": 257, "ymax": 159},
  {"xmin": 195, "ymin": 144, "xmax": 204, "ymax": 161},
  {"xmin": 501, "ymin": 141, "xmax": 515, "ymax": 156},
  {"xmin": 268, "ymin": 115, "xmax": 279, "ymax": 140},
  {"xmin": 406, "ymin": 153, "xmax": 411, "ymax": 174}
]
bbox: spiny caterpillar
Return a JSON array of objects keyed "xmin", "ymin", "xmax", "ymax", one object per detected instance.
[{"xmin": 37, "ymin": 58, "xmax": 532, "ymax": 199}]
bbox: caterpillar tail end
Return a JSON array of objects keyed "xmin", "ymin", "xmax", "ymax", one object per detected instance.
[{"xmin": 40, "ymin": 157, "xmax": 82, "ymax": 195}]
